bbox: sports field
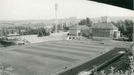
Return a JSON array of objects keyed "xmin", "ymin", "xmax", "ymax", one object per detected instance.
[{"xmin": 0, "ymin": 40, "xmax": 130, "ymax": 75}]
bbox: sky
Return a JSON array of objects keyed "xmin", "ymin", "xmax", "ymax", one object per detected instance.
[{"xmin": 0, "ymin": 0, "xmax": 133, "ymax": 20}]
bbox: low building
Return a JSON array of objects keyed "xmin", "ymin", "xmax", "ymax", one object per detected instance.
[
  {"xmin": 92, "ymin": 22, "xmax": 120, "ymax": 39},
  {"xmin": 68, "ymin": 25, "xmax": 90, "ymax": 40}
]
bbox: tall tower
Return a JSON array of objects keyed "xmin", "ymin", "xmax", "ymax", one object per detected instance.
[{"xmin": 55, "ymin": 3, "xmax": 58, "ymax": 33}]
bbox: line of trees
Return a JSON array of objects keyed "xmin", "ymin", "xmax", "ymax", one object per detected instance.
[
  {"xmin": 0, "ymin": 23, "xmax": 70, "ymax": 37},
  {"xmin": 0, "ymin": 26, "xmax": 51, "ymax": 37}
]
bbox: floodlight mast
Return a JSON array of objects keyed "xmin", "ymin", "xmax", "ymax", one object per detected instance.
[{"xmin": 55, "ymin": 3, "xmax": 58, "ymax": 33}]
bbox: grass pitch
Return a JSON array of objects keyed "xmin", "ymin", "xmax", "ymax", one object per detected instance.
[{"xmin": 0, "ymin": 40, "xmax": 129, "ymax": 75}]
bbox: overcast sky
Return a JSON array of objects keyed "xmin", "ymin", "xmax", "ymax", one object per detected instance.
[{"xmin": 0, "ymin": 0, "xmax": 133, "ymax": 20}]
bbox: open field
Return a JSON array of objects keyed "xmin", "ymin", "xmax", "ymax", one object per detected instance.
[{"xmin": 0, "ymin": 40, "xmax": 130, "ymax": 75}]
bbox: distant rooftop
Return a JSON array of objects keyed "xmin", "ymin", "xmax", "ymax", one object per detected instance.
[
  {"xmin": 92, "ymin": 22, "xmax": 118, "ymax": 30},
  {"xmin": 69, "ymin": 25, "xmax": 89, "ymax": 30}
]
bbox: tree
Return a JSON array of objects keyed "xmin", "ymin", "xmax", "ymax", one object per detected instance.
[
  {"xmin": 37, "ymin": 28, "xmax": 50, "ymax": 37},
  {"xmin": 79, "ymin": 17, "xmax": 93, "ymax": 27},
  {"xmin": 81, "ymin": 30, "xmax": 92, "ymax": 39},
  {"xmin": 86, "ymin": 17, "xmax": 93, "ymax": 27},
  {"xmin": 111, "ymin": 20, "xmax": 134, "ymax": 41},
  {"xmin": 79, "ymin": 19, "xmax": 87, "ymax": 25},
  {"xmin": 124, "ymin": 20, "xmax": 133, "ymax": 41},
  {"xmin": 79, "ymin": 17, "xmax": 93, "ymax": 39}
]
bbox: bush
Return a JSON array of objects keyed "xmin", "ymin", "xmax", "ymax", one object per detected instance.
[{"xmin": 81, "ymin": 30, "xmax": 92, "ymax": 39}]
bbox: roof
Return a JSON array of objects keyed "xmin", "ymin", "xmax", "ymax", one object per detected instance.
[
  {"xmin": 92, "ymin": 22, "xmax": 118, "ymax": 30},
  {"xmin": 69, "ymin": 25, "xmax": 90, "ymax": 30}
]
